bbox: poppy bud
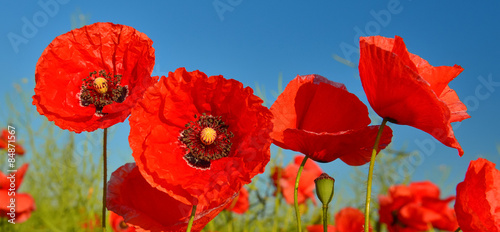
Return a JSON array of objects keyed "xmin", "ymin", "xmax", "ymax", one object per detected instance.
[{"xmin": 314, "ymin": 173, "xmax": 335, "ymax": 205}]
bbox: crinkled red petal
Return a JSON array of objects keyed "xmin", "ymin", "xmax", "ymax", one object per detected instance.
[
  {"xmin": 129, "ymin": 67, "xmax": 272, "ymax": 206},
  {"xmin": 359, "ymin": 35, "xmax": 468, "ymax": 156},
  {"xmin": 33, "ymin": 22, "xmax": 156, "ymax": 133},
  {"xmin": 455, "ymin": 158, "xmax": 500, "ymax": 232},
  {"xmin": 225, "ymin": 187, "xmax": 249, "ymax": 214},
  {"xmin": 278, "ymin": 125, "xmax": 392, "ymax": 165},
  {"xmin": 107, "ymin": 163, "xmax": 235, "ymax": 232},
  {"xmin": 271, "ymin": 74, "xmax": 392, "ymax": 164}
]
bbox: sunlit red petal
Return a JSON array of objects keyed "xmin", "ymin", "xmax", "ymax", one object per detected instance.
[
  {"xmin": 33, "ymin": 22, "xmax": 156, "ymax": 133},
  {"xmin": 271, "ymin": 74, "xmax": 392, "ymax": 164},
  {"xmin": 455, "ymin": 158, "xmax": 500, "ymax": 232},
  {"xmin": 359, "ymin": 35, "xmax": 469, "ymax": 156},
  {"xmin": 107, "ymin": 163, "xmax": 235, "ymax": 232},
  {"xmin": 129, "ymin": 68, "xmax": 272, "ymax": 207}
]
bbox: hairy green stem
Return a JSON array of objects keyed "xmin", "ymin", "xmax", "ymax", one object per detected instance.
[
  {"xmin": 322, "ymin": 205, "xmax": 328, "ymax": 232},
  {"xmin": 102, "ymin": 128, "xmax": 108, "ymax": 231},
  {"xmin": 364, "ymin": 119, "xmax": 388, "ymax": 232},
  {"xmin": 294, "ymin": 156, "xmax": 309, "ymax": 232},
  {"xmin": 186, "ymin": 205, "xmax": 198, "ymax": 232}
]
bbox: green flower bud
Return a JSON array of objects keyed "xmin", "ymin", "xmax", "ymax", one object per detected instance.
[{"xmin": 314, "ymin": 173, "xmax": 335, "ymax": 205}]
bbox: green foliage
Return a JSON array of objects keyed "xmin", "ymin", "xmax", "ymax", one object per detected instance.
[{"xmin": 1, "ymin": 81, "xmax": 102, "ymax": 232}]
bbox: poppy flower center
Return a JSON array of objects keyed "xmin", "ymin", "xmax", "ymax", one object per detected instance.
[
  {"xmin": 79, "ymin": 70, "xmax": 128, "ymax": 116},
  {"xmin": 179, "ymin": 113, "xmax": 234, "ymax": 170}
]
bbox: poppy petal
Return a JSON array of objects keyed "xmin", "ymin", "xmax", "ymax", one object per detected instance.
[
  {"xmin": 107, "ymin": 163, "xmax": 235, "ymax": 232},
  {"xmin": 359, "ymin": 35, "xmax": 467, "ymax": 156}
]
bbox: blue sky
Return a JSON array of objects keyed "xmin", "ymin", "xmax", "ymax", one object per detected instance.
[{"xmin": 1, "ymin": 1, "xmax": 499, "ymax": 197}]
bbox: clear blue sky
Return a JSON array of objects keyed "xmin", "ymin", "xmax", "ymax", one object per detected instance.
[{"xmin": 1, "ymin": 1, "xmax": 499, "ymax": 197}]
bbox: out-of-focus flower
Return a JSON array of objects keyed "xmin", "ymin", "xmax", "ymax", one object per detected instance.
[
  {"xmin": 379, "ymin": 181, "xmax": 458, "ymax": 232},
  {"xmin": 225, "ymin": 187, "xmax": 249, "ymax": 214},
  {"xmin": 0, "ymin": 164, "xmax": 35, "ymax": 223},
  {"xmin": 128, "ymin": 67, "xmax": 272, "ymax": 208},
  {"xmin": 307, "ymin": 207, "xmax": 370, "ymax": 232},
  {"xmin": 33, "ymin": 22, "xmax": 156, "ymax": 133},
  {"xmin": 455, "ymin": 158, "xmax": 500, "ymax": 232},
  {"xmin": 0, "ymin": 129, "xmax": 25, "ymax": 155},
  {"xmin": 270, "ymin": 74, "xmax": 392, "ymax": 165},
  {"xmin": 107, "ymin": 163, "xmax": 235, "ymax": 232},
  {"xmin": 272, "ymin": 155, "xmax": 323, "ymax": 205},
  {"xmin": 359, "ymin": 35, "xmax": 469, "ymax": 156}
]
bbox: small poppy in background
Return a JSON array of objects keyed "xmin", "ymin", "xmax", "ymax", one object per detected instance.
[
  {"xmin": 272, "ymin": 155, "xmax": 323, "ymax": 206},
  {"xmin": 0, "ymin": 128, "xmax": 25, "ymax": 155},
  {"xmin": 270, "ymin": 74, "xmax": 393, "ymax": 165},
  {"xmin": 225, "ymin": 187, "xmax": 249, "ymax": 214},
  {"xmin": 109, "ymin": 211, "xmax": 136, "ymax": 232},
  {"xmin": 455, "ymin": 158, "xmax": 500, "ymax": 232},
  {"xmin": 33, "ymin": 22, "xmax": 156, "ymax": 133},
  {"xmin": 0, "ymin": 163, "xmax": 35, "ymax": 223},
  {"xmin": 359, "ymin": 35, "xmax": 469, "ymax": 156},
  {"xmin": 379, "ymin": 181, "xmax": 458, "ymax": 232},
  {"xmin": 307, "ymin": 207, "xmax": 371, "ymax": 232},
  {"xmin": 107, "ymin": 163, "xmax": 235, "ymax": 232},
  {"xmin": 128, "ymin": 67, "xmax": 273, "ymax": 208}
]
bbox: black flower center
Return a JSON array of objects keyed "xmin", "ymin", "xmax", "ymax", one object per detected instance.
[
  {"xmin": 79, "ymin": 70, "xmax": 128, "ymax": 116},
  {"xmin": 179, "ymin": 113, "xmax": 234, "ymax": 170}
]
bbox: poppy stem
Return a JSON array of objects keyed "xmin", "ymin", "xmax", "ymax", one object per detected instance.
[
  {"xmin": 454, "ymin": 228, "xmax": 462, "ymax": 232},
  {"xmin": 294, "ymin": 156, "xmax": 309, "ymax": 232},
  {"xmin": 322, "ymin": 204, "xmax": 328, "ymax": 232},
  {"xmin": 186, "ymin": 204, "xmax": 197, "ymax": 232},
  {"xmin": 102, "ymin": 128, "xmax": 108, "ymax": 230},
  {"xmin": 364, "ymin": 118, "xmax": 388, "ymax": 232}
]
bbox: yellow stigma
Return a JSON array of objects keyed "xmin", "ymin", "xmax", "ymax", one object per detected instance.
[
  {"xmin": 93, "ymin": 77, "xmax": 108, "ymax": 94},
  {"xmin": 200, "ymin": 127, "xmax": 217, "ymax": 145}
]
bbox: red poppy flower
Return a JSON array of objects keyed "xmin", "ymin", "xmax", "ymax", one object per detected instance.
[
  {"xmin": 359, "ymin": 35, "xmax": 469, "ymax": 156},
  {"xmin": 107, "ymin": 163, "xmax": 235, "ymax": 232},
  {"xmin": 455, "ymin": 158, "xmax": 500, "ymax": 232},
  {"xmin": 306, "ymin": 207, "xmax": 370, "ymax": 232},
  {"xmin": 129, "ymin": 67, "xmax": 273, "ymax": 207},
  {"xmin": 272, "ymin": 155, "xmax": 323, "ymax": 205},
  {"xmin": 33, "ymin": 22, "xmax": 156, "ymax": 133},
  {"xmin": 270, "ymin": 74, "xmax": 393, "ymax": 164},
  {"xmin": 0, "ymin": 163, "xmax": 35, "ymax": 223},
  {"xmin": 225, "ymin": 187, "xmax": 249, "ymax": 214},
  {"xmin": 109, "ymin": 211, "xmax": 136, "ymax": 232},
  {"xmin": 0, "ymin": 129, "xmax": 25, "ymax": 155},
  {"xmin": 379, "ymin": 181, "xmax": 458, "ymax": 232}
]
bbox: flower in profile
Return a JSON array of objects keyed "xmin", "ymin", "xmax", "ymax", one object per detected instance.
[
  {"xmin": 379, "ymin": 181, "xmax": 458, "ymax": 232},
  {"xmin": 0, "ymin": 163, "xmax": 35, "ymax": 223},
  {"xmin": 129, "ymin": 67, "xmax": 273, "ymax": 208},
  {"xmin": 0, "ymin": 129, "xmax": 25, "ymax": 155},
  {"xmin": 225, "ymin": 187, "xmax": 249, "ymax": 214},
  {"xmin": 306, "ymin": 207, "xmax": 370, "ymax": 232},
  {"xmin": 359, "ymin": 35, "xmax": 469, "ymax": 156},
  {"xmin": 455, "ymin": 158, "xmax": 500, "ymax": 232},
  {"xmin": 33, "ymin": 22, "xmax": 156, "ymax": 133},
  {"xmin": 272, "ymin": 155, "xmax": 323, "ymax": 205},
  {"xmin": 109, "ymin": 211, "xmax": 136, "ymax": 232},
  {"xmin": 107, "ymin": 163, "xmax": 235, "ymax": 231},
  {"xmin": 270, "ymin": 74, "xmax": 393, "ymax": 165}
]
